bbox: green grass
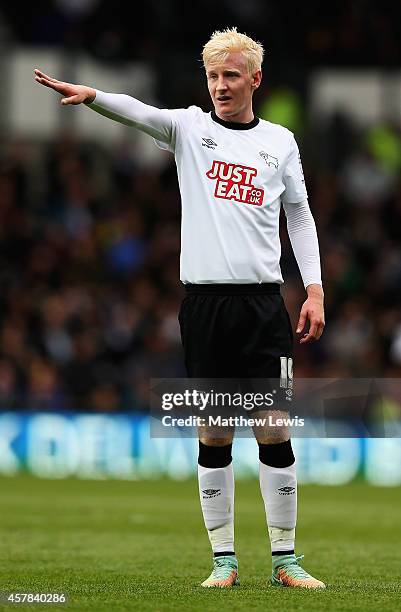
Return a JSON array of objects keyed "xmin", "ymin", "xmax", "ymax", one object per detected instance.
[{"xmin": 0, "ymin": 475, "xmax": 400, "ymax": 611}]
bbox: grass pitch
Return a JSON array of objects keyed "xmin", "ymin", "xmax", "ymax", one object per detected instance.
[{"xmin": 0, "ymin": 474, "xmax": 400, "ymax": 611}]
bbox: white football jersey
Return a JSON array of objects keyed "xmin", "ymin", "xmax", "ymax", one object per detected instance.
[
  {"xmin": 155, "ymin": 107, "xmax": 307, "ymax": 284},
  {"xmin": 88, "ymin": 92, "xmax": 319, "ymax": 286}
]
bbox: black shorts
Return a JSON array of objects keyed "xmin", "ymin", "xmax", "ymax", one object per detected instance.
[{"xmin": 178, "ymin": 283, "xmax": 293, "ymax": 379}]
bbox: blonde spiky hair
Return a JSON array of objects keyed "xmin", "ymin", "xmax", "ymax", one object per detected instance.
[{"xmin": 202, "ymin": 27, "xmax": 264, "ymax": 74}]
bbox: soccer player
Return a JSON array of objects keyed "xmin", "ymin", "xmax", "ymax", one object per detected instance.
[{"xmin": 34, "ymin": 27, "xmax": 325, "ymax": 590}]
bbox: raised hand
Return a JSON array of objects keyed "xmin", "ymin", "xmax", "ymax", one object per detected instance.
[{"xmin": 34, "ymin": 69, "xmax": 96, "ymax": 105}]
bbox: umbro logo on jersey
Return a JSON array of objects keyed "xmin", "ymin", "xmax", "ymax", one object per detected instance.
[
  {"xmin": 278, "ymin": 486, "xmax": 295, "ymax": 495},
  {"xmin": 202, "ymin": 138, "xmax": 218, "ymax": 149},
  {"xmin": 202, "ymin": 488, "xmax": 221, "ymax": 498},
  {"xmin": 259, "ymin": 150, "xmax": 278, "ymax": 169}
]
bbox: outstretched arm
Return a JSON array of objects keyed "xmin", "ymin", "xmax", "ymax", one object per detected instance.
[{"xmin": 34, "ymin": 68, "xmax": 173, "ymax": 143}]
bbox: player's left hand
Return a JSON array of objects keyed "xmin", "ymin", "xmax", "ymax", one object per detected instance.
[{"xmin": 296, "ymin": 284, "xmax": 325, "ymax": 344}]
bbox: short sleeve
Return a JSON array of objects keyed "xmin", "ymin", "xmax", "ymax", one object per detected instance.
[{"xmin": 281, "ymin": 136, "xmax": 308, "ymax": 204}]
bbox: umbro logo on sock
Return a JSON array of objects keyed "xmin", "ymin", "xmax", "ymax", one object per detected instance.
[
  {"xmin": 202, "ymin": 488, "xmax": 221, "ymax": 498},
  {"xmin": 277, "ymin": 486, "xmax": 295, "ymax": 495}
]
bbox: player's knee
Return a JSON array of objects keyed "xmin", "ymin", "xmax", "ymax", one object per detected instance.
[
  {"xmin": 198, "ymin": 440, "xmax": 233, "ymax": 468},
  {"xmin": 258, "ymin": 439, "xmax": 295, "ymax": 468},
  {"xmin": 198, "ymin": 434, "xmax": 233, "ymax": 447}
]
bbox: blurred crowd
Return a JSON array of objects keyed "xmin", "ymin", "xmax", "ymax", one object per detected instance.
[
  {"xmin": 0, "ymin": 134, "xmax": 187, "ymax": 411},
  {"xmin": 0, "ymin": 1, "xmax": 401, "ymax": 411},
  {"xmin": 0, "ymin": 99, "xmax": 401, "ymax": 412},
  {"xmin": 2, "ymin": 0, "xmax": 400, "ymax": 69}
]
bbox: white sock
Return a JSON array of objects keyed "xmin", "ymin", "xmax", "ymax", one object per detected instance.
[
  {"xmin": 198, "ymin": 463, "xmax": 234, "ymax": 553},
  {"xmin": 259, "ymin": 461, "xmax": 297, "ymax": 553}
]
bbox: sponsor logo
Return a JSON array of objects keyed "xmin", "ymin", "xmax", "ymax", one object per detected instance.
[
  {"xmin": 206, "ymin": 160, "xmax": 264, "ymax": 206},
  {"xmin": 202, "ymin": 138, "xmax": 218, "ymax": 149},
  {"xmin": 278, "ymin": 486, "xmax": 295, "ymax": 495},
  {"xmin": 202, "ymin": 488, "xmax": 221, "ymax": 498},
  {"xmin": 259, "ymin": 151, "xmax": 278, "ymax": 169},
  {"xmin": 298, "ymin": 153, "xmax": 305, "ymax": 183}
]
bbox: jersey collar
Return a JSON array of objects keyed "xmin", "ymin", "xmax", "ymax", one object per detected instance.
[{"xmin": 211, "ymin": 110, "xmax": 259, "ymax": 130}]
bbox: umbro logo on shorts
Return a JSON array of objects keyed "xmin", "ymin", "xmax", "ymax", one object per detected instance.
[
  {"xmin": 277, "ymin": 486, "xmax": 295, "ymax": 495},
  {"xmin": 202, "ymin": 138, "xmax": 218, "ymax": 149},
  {"xmin": 202, "ymin": 488, "xmax": 221, "ymax": 498}
]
